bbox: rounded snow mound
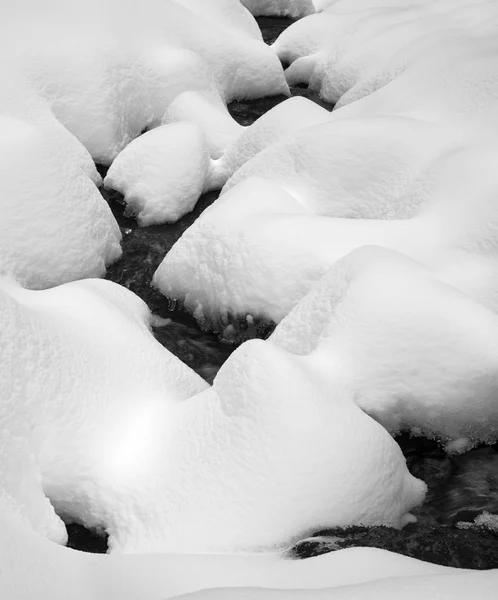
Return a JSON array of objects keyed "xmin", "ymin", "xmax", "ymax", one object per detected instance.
[
  {"xmin": 0, "ymin": 115, "xmax": 121, "ymax": 288},
  {"xmin": 271, "ymin": 246, "xmax": 498, "ymax": 449}
]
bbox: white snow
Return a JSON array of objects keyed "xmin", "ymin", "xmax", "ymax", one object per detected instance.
[
  {"xmin": 154, "ymin": 140, "xmax": 498, "ymax": 325},
  {"xmin": 270, "ymin": 246, "xmax": 498, "ymax": 447},
  {"xmin": 0, "ymin": 276, "xmax": 207, "ymax": 545},
  {"xmin": 104, "ymin": 122, "xmax": 211, "ymax": 225},
  {"xmin": 274, "ymin": 0, "xmax": 498, "ymax": 106},
  {"xmin": 0, "ymin": 115, "xmax": 121, "ymax": 288},
  {"xmin": 241, "ymin": 0, "xmax": 316, "ymax": 18},
  {"xmin": 4, "ymin": 0, "xmax": 288, "ymax": 164},
  {"xmin": 0, "ymin": 506, "xmax": 462, "ymax": 600},
  {"xmin": 172, "ymin": 570, "xmax": 498, "ymax": 600},
  {"xmin": 163, "ymin": 91, "xmax": 243, "ymax": 160}
]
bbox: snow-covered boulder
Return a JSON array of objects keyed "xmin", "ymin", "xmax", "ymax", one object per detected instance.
[
  {"xmin": 111, "ymin": 338, "xmax": 425, "ymax": 553},
  {"xmin": 172, "ymin": 570, "xmax": 498, "ymax": 600},
  {"xmin": 104, "ymin": 122, "xmax": 212, "ymax": 225},
  {"xmin": 222, "ymin": 115, "xmax": 458, "ymax": 219},
  {"xmin": 274, "ymin": 0, "xmax": 498, "ymax": 106},
  {"xmin": 219, "ymin": 96, "xmax": 331, "ymax": 182},
  {"xmin": 0, "ymin": 274, "xmax": 425, "ymax": 553},
  {"xmin": 271, "ymin": 246, "xmax": 498, "ymax": 449},
  {"xmin": 0, "ymin": 115, "xmax": 121, "ymax": 288},
  {"xmin": 163, "ymin": 91, "xmax": 243, "ymax": 159},
  {"xmin": 0, "ymin": 277, "xmax": 207, "ymax": 545},
  {"xmin": 154, "ymin": 144, "xmax": 498, "ymax": 325},
  {"xmin": 106, "ymin": 96, "xmax": 331, "ymax": 226}
]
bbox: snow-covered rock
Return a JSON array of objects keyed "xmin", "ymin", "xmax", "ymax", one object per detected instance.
[
  {"xmin": 271, "ymin": 246, "xmax": 498, "ymax": 448},
  {"xmin": 104, "ymin": 122, "xmax": 211, "ymax": 225},
  {"xmin": 219, "ymin": 96, "xmax": 331, "ymax": 182},
  {"xmin": 0, "ymin": 115, "xmax": 121, "ymax": 288},
  {"xmin": 0, "ymin": 503, "xmax": 461, "ymax": 600},
  {"xmin": 163, "ymin": 90, "xmax": 243, "ymax": 159},
  {"xmin": 172, "ymin": 570, "xmax": 498, "ymax": 600},
  {"xmin": 154, "ymin": 143, "xmax": 498, "ymax": 324},
  {"xmin": 0, "ymin": 277, "xmax": 207, "ymax": 545},
  {"xmin": 222, "ymin": 115, "xmax": 458, "ymax": 219},
  {"xmin": 3, "ymin": 0, "xmax": 288, "ymax": 163},
  {"xmin": 0, "ymin": 274, "xmax": 425, "ymax": 554},
  {"xmin": 107, "ymin": 96, "xmax": 331, "ymax": 226}
]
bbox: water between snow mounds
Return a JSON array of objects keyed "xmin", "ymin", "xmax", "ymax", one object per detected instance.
[{"xmin": 91, "ymin": 16, "xmax": 498, "ymax": 568}]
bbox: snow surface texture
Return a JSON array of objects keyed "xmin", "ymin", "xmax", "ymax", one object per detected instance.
[
  {"xmin": 0, "ymin": 509, "xmax": 462, "ymax": 600},
  {"xmin": 172, "ymin": 570, "xmax": 498, "ymax": 600},
  {"xmin": 241, "ymin": 0, "xmax": 316, "ymax": 18},
  {"xmin": 106, "ymin": 94, "xmax": 331, "ymax": 225},
  {"xmin": 156, "ymin": 1, "xmax": 498, "ymax": 321},
  {"xmin": 155, "ymin": 142, "xmax": 498, "ymax": 321},
  {"xmin": 0, "ymin": 275, "xmax": 425, "ymax": 553},
  {"xmin": 270, "ymin": 246, "xmax": 498, "ymax": 449},
  {"xmin": 0, "ymin": 0, "xmax": 289, "ymax": 284},
  {"xmin": 275, "ymin": 0, "xmax": 498, "ymax": 107},
  {"xmin": 0, "ymin": 277, "xmax": 207, "ymax": 545},
  {"xmin": 6, "ymin": 0, "xmax": 287, "ymax": 163},
  {"xmin": 0, "ymin": 115, "xmax": 121, "ymax": 288}
]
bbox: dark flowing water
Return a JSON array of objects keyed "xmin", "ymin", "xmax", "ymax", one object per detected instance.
[{"xmin": 67, "ymin": 17, "xmax": 498, "ymax": 568}]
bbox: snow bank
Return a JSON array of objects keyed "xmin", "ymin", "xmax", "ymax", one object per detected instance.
[
  {"xmin": 271, "ymin": 246, "xmax": 498, "ymax": 447},
  {"xmin": 0, "ymin": 277, "xmax": 207, "ymax": 545},
  {"xmin": 107, "ymin": 96, "xmax": 330, "ymax": 225},
  {"xmin": 274, "ymin": 0, "xmax": 498, "ymax": 106},
  {"xmin": 172, "ymin": 570, "xmax": 498, "ymax": 600},
  {"xmin": 0, "ymin": 115, "xmax": 121, "ymax": 288},
  {"xmin": 0, "ymin": 502, "xmax": 460, "ymax": 600},
  {"xmin": 112, "ymin": 339, "xmax": 424, "ymax": 553}
]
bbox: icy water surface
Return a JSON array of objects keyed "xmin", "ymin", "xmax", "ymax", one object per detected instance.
[{"xmin": 72, "ymin": 16, "xmax": 498, "ymax": 568}]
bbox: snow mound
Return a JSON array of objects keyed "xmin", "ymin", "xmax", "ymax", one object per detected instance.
[
  {"xmin": 108, "ymin": 338, "xmax": 424, "ymax": 553},
  {"xmin": 172, "ymin": 570, "xmax": 498, "ymax": 600},
  {"xmin": 0, "ymin": 115, "xmax": 121, "ymax": 288},
  {"xmin": 154, "ymin": 143, "xmax": 498, "ymax": 325},
  {"xmin": 219, "ymin": 96, "xmax": 331, "ymax": 182},
  {"xmin": 3, "ymin": 0, "xmax": 288, "ymax": 164},
  {"xmin": 104, "ymin": 122, "xmax": 211, "ymax": 225},
  {"xmin": 0, "ymin": 505, "xmax": 461, "ymax": 600},
  {"xmin": 163, "ymin": 90, "xmax": 243, "ymax": 159},
  {"xmin": 274, "ymin": 0, "xmax": 498, "ymax": 106},
  {"xmin": 271, "ymin": 246, "xmax": 498, "ymax": 448},
  {"xmin": 0, "ymin": 277, "xmax": 207, "ymax": 545}
]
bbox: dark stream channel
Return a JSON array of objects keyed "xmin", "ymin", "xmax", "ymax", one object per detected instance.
[{"xmin": 67, "ymin": 16, "xmax": 498, "ymax": 569}]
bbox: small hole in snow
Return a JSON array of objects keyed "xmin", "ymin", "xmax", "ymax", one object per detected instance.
[{"xmin": 65, "ymin": 523, "xmax": 109, "ymax": 554}]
